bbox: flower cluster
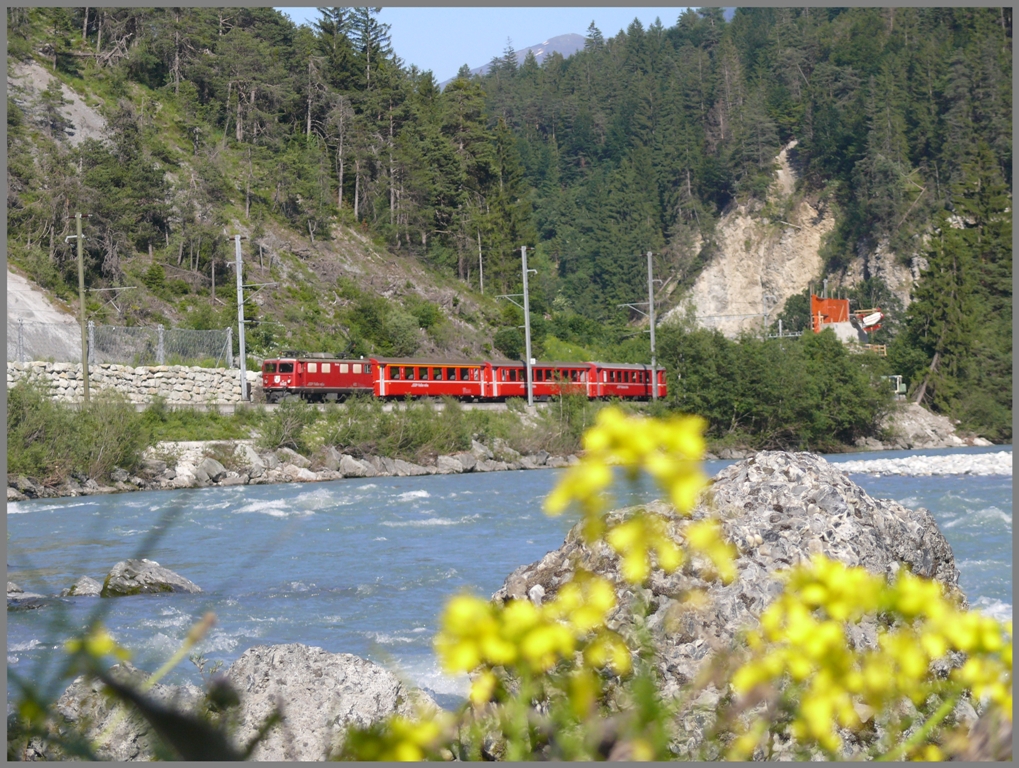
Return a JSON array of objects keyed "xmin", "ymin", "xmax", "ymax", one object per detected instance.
[
  {"xmin": 544, "ymin": 406, "xmax": 728, "ymax": 586},
  {"xmin": 729, "ymin": 555, "xmax": 1013, "ymax": 758},
  {"xmin": 544, "ymin": 406, "xmax": 709, "ymax": 523},
  {"xmin": 339, "ymin": 712, "xmax": 455, "ymax": 761},
  {"xmin": 435, "ymin": 571, "xmax": 630, "ymax": 706}
]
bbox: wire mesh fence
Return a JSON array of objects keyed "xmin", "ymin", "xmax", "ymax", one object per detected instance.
[{"xmin": 8, "ymin": 320, "xmax": 234, "ymax": 368}]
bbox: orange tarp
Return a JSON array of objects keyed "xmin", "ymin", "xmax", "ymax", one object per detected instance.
[{"xmin": 810, "ymin": 294, "xmax": 850, "ymax": 333}]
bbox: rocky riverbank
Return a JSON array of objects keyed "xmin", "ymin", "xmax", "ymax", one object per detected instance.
[{"xmin": 6, "ymin": 438, "xmax": 579, "ymax": 502}]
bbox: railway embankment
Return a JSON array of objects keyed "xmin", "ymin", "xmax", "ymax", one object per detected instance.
[{"xmin": 6, "ymin": 437, "xmax": 579, "ymax": 502}]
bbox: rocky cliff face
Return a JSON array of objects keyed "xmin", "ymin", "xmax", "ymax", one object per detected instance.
[
  {"xmin": 665, "ymin": 141, "xmax": 834, "ymax": 337},
  {"xmin": 664, "ymin": 140, "xmax": 923, "ymax": 337}
]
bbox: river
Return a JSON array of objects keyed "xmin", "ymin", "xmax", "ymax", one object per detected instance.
[{"xmin": 7, "ymin": 445, "xmax": 1011, "ymax": 710}]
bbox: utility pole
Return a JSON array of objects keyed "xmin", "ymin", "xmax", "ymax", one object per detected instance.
[
  {"xmin": 70, "ymin": 213, "xmax": 90, "ymax": 403},
  {"xmin": 521, "ymin": 246, "xmax": 535, "ymax": 407},
  {"xmin": 234, "ymin": 235, "xmax": 248, "ymax": 401},
  {"xmin": 647, "ymin": 251, "xmax": 657, "ymax": 402}
]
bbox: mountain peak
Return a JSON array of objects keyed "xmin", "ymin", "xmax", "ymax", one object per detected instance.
[{"xmin": 441, "ymin": 33, "xmax": 586, "ymax": 88}]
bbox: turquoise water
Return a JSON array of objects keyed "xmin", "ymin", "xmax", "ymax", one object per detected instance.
[{"xmin": 7, "ymin": 446, "xmax": 1011, "ymax": 709}]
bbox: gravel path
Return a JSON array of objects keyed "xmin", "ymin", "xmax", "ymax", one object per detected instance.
[{"xmin": 835, "ymin": 450, "xmax": 1012, "ymax": 477}]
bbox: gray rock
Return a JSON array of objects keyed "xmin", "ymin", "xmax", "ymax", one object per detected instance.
[
  {"xmin": 471, "ymin": 439, "xmax": 494, "ymax": 461},
  {"xmin": 491, "ymin": 438, "xmax": 521, "ymax": 462},
  {"xmin": 261, "ymin": 452, "xmax": 280, "ymax": 470},
  {"xmin": 7, "ymin": 581, "xmax": 47, "ymax": 610},
  {"xmin": 225, "ymin": 644, "xmax": 439, "ymax": 761},
  {"xmin": 369, "ymin": 456, "xmax": 398, "ymax": 476},
  {"xmin": 61, "ymin": 576, "xmax": 103, "ymax": 597},
  {"xmin": 283, "ymin": 465, "xmax": 319, "ymax": 482},
  {"xmin": 453, "ymin": 451, "xmax": 478, "ymax": 472},
  {"xmin": 392, "ymin": 459, "xmax": 430, "ymax": 477},
  {"xmin": 547, "ymin": 455, "xmax": 570, "ymax": 469},
  {"xmin": 339, "ymin": 454, "xmax": 376, "ymax": 478},
  {"xmin": 234, "ymin": 443, "xmax": 266, "ymax": 473},
  {"xmin": 217, "ymin": 472, "xmax": 248, "ymax": 486},
  {"xmin": 197, "ymin": 457, "xmax": 227, "ymax": 483},
  {"xmin": 140, "ymin": 458, "xmax": 167, "ymax": 476},
  {"xmin": 436, "ymin": 455, "xmax": 464, "ymax": 474},
  {"xmin": 101, "ymin": 558, "xmax": 202, "ymax": 597},
  {"xmin": 491, "ymin": 451, "xmax": 962, "ymax": 759},
  {"xmin": 533, "ymin": 450, "xmax": 550, "ymax": 466},
  {"xmin": 8, "ymin": 486, "xmax": 27, "ymax": 502},
  {"xmin": 276, "ymin": 447, "xmax": 310, "ymax": 469},
  {"xmin": 13, "ymin": 662, "xmax": 204, "ymax": 761},
  {"xmin": 110, "ymin": 467, "xmax": 130, "ymax": 483},
  {"xmin": 9, "ymin": 474, "xmax": 41, "ymax": 498},
  {"xmin": 314, "ymin": 446, "xmax": 344, "ymax": 472}
]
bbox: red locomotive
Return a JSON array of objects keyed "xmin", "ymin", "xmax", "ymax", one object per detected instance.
[{"xmin": 261, "ymin": 353, "xmax": 667, "ymax": 403}]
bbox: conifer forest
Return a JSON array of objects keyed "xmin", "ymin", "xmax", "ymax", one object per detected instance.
[{"xmin": 6, "ymin": 7, "xmax": 1012, "ymax": 444}]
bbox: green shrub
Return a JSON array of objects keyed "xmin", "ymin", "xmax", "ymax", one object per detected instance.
[
  {"xmin": 257, "ymin": 398, "xmax": 318, "ymax": 453},
  {"xmin": 7, "ymin": 383, "xmax": 149, "ymax": 482}
]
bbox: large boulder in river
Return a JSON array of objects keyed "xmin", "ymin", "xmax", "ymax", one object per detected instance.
[
  {"xmin": 224, "ymin": 643, "xmax": 439, "ymax": 761},
  {"xmin": 101, "ymin": 559, "xmax": 202, "ymax": 596},
  {"xmin": 493, "ymin": 451, "xmax": 962, "ymax": 757}
]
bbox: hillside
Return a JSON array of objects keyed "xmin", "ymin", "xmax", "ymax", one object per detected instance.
[{"xmin": 5, "ymin": 7, "xmax": 1011, "ymax": 443}]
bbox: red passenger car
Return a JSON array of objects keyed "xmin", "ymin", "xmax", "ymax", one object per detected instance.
[
  {"xmin": 372, "ymin": 359, "xmax": 487, "ymax": 399},
  {"xmin": 590, "ymin": 362, "xmax": 667, "ymax": 400},
  {"xmin": 261, "ymin": 354, "xmax": 374, "ymax": 402}
]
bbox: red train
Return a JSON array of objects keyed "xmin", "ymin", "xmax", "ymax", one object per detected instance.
[{"xmin": 260, "ymin": 353, "xmax": 667, "ymax": 403}]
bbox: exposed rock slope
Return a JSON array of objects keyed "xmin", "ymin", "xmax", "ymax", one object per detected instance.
[{"xmin": 666, "ymin": 141, "xmax": 835, "ymax": 337}]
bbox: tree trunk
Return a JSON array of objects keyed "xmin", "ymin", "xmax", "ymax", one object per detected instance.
[
  {"xmin": 236, "ymin": 94, "xmax": 243, "ymax": 142},
  {"xmin": 354, "ymin": 160, "xmax": 360, "ymax": 220},
  {"xmin": 83, "ymin": 7, "xmax": 89, "ymax": 41},
  {"xmin": 96, "ymin": 11, "xmax": 102, "ymax": 53},
  {"xmin": 306, "ymin": 59, "xmax": 313, "ymax": 137},
  {"xmin": 913, "ymin": 350, "xmax": 940, "ymax": 406},
  {"xmin": 389, "ymin": 101, "xmax": 395, "ymax": 225}
]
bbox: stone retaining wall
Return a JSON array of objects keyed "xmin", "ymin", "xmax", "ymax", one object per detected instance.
[{"xmin": 7, "ymin": 362, "xmax": 258, "ymax": 404}]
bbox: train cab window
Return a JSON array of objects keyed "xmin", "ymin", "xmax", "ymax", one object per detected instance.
[
  {"xmin": 364, "ymin": 364, "xmax": 371, "ymax": 374},
  {"xmin": 419, "ymin": 367, "xmax": 429, "ymax": 380},
  {"xmin": 581, "ymin": 371, "xmax": 587, "ymax": 382},
  {"xmin": 308, "ymin": 363, "xmax": 318, "ymax": 373},
  {"xmin": 499, "ymin": 369, "xmax": 507, "ymax": 382},
  {"xmin": 433, "ymin": 368, "xmax": 443, "ymax": 380},
  {"xmin": 390, "ymin": 366, "xmax": 401, "ymax": 380},
  {"xmin": 264, "ymin": 363, "xmax": 276, "ymax": 373},
  {"xmin": 509, "ymin": 369, "xmax": 518, "ymax": 382},
  {"xmin": 279, "ymin": 363, "xmax": 294, "ymax": 373}
]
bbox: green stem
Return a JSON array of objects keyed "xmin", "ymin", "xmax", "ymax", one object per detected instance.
[{"xmin": 877, "ymin": 692, "xmax": 959, "ymax": 762}]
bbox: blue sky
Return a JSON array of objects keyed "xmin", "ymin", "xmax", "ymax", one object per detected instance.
[{"xmin": 275, "ymin": 7, "xmax": 689, "ymax": 83}]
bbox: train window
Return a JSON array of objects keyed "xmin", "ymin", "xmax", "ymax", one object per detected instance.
[
  {"xmin": 458, "ymin": 368, "xmax": 469, "ymax": 381},
  {"xmin": 365, "ymin": 364, "xmax": 371, "ymax": 374},
  {"xmin": 279, "ymin": 363, "xmax": 294, "ymax": 373},
  {"xmin": 509, "ymin": 369, "xmax": 517, "ymax": 382},
  {"xmin": 390, "ymin": 366, "xmax": 401, "ymax": 379},
  {"xmin": 351, "ymin": 363, "xmax": 360, "ymax": 374},
  {"xmin": 322, "ymin": 363, "xmax": 331, "ymax": 373},
  {"xmin": 308, "ymin": 363, "xmax": 318, "ymax": 373},
  {"xmin": 419, "ymin": 368, "xmax": 429, "ymax": 380},
  {"xmin": 500, "ymin": 369, "xmax": 507, "ymax": 382},
  {"xmin": 406, "ymin": 367, "xmax": 415, "ymax": 380},
  {"xmin": 446, "ymin": 367, "xmax": 456, "ymax": 381},
  {"xmin": 433, "ymin": 368, "xmax": 443, "ymax": 380},
  {"xmin": 581, "ymin": 371, "xmax": 587, "ymax": 382},
  {"xmin": 264, "ymin": 363, "xmax": 276, "ymax": 373}
]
